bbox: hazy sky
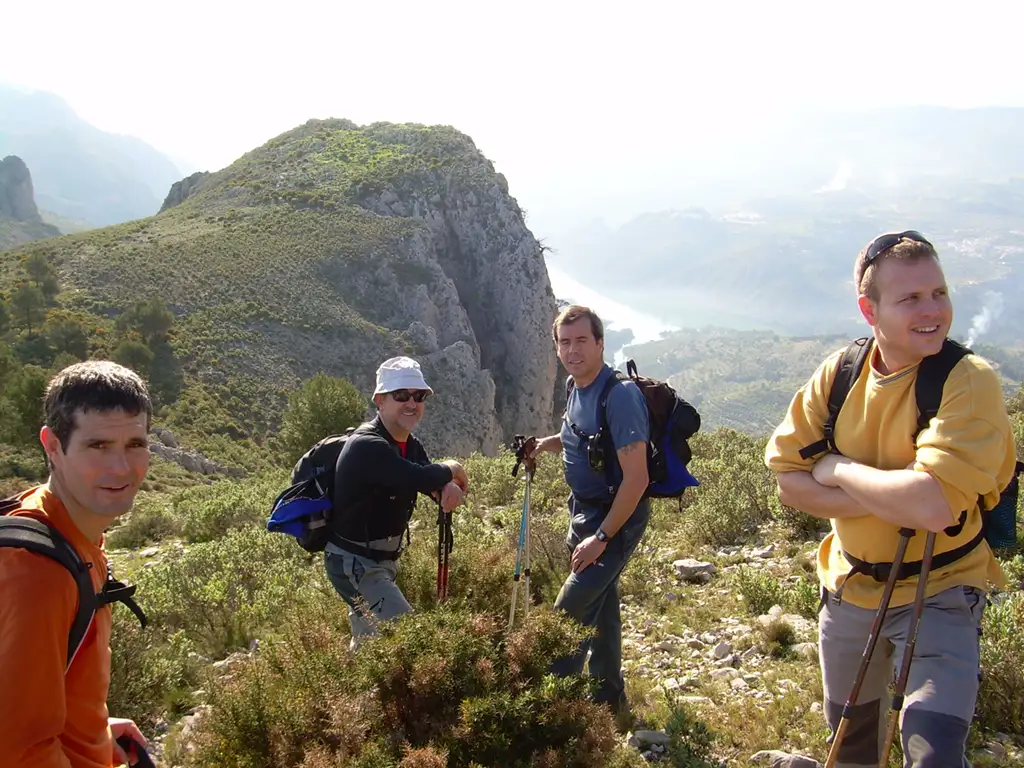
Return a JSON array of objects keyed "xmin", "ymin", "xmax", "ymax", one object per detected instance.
[{"xmin": 4, "ymin": 0, "xmax": 1023, "ymax": 235}]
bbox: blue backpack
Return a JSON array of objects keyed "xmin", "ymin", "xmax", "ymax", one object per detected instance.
[
  {"xmin": 267, "ymin": 427, "xmax": 364, "ymax": 553},
  {"xmin": 567, "ymin": 359, "xmax": 701, "ymax": 499}
]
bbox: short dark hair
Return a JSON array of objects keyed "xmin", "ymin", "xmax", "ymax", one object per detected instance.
[
  {"xmin": 44, "ymin": 361, "xmax": 152, "ymax": 451},
  {"xmin": 854, "ymin": 240, "xmax": 939, "ymax": 301},
  {"xmin": 552, "ymin": 304, "xmax": 604, "ymax": 343}
]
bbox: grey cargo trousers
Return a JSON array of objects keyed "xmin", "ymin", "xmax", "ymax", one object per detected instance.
[{"xmin": 819, "ymin": 584, "xmax": 986, "ymax": 768}]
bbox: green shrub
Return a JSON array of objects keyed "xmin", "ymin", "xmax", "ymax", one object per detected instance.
[
  {"xmin": 175, "ymin": 471, "xmax": 287, "ymax": 543},
  {"xmin": 681, "ymin": 478, "xmax": 763, "ymax": 549},
  {"xmin": 178, "ymin": 604, "xmax": 639, "ymax": 768},
  {"xmin": 280, "ymin": 373, "xmax": 368, "ymax": 464},
  {"xmin": 759, "ymin": 618, "xmax": 798, "ymax": 659},
  {"xmin": 396, "ymin": 482, "xmax": 570, "ymax": 613},
  {"xmin": 785, "ymin": 574, "xmax": 822, "ymax": 620},
  {"xmin": 107, "ymin": 607, "xmax": 199, "ymax": 729},
  {"xmin": 106, "ymin": 495, "xmax": 182, "ymax": 550},
  {"xmin": 976, "ymin": 593, "xmax": 1024, "ymax": 736},
  {"xmin": 734, "ymin": 567, "xmax": 786, "ymax": 616},
  {"xmin": 663, "ymin": 700, "xmax": 718, "ymax": 768},
  {"xmin": 135, "ymin": 525, "xmax": 319, "ymax": 657},
  {"xmin": 1000, "ymin": 553, "xmax": 1024, "ymax": 589},
  {"xmin": 0, "ymin": 441, "xmax": 47, "ymax": 485}
]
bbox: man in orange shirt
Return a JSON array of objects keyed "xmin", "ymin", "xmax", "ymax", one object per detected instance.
[{"xmin": 0, "ymin": 361, "xmax": 153, "ymax": 767}]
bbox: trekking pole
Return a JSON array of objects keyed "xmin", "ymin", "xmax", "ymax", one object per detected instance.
[
  {"xmin": 824, "ymin": 527, "xmax": 916, "ymax": 768},
  {"xmin": 509, "ymin": 435, "xmax": 536, "ymax": 629},
  {"xmin": 878, "ymin": 530, "xmax": 936, "ymax": 768},
  {"xmin": 523, "ymin": 466, "xmax": 533, "ymax": 619},
  {"xmin": 436, "ymin": 498, "xmax": 443, "ymax": 601},
  {"xmin": 436, "ymin": 499, "xmax": 453, "ymax": 603}
]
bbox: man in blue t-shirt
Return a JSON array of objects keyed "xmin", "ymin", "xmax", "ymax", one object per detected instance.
[{"xmin": 531, "ymin": 304, "xmax": 651, "ymax": 720}]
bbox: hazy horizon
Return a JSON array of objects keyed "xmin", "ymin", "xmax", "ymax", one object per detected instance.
[{"xmin": 5, "ymin": 1, "xmax": 1024, "ymax": 237}]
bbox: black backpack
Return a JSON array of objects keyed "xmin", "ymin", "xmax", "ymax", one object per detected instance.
[
  {"xmin": 266, "ymin": 426, "xmax": 365, "ymax": 553},
  {"xmin": 799, "ymin": 337, "xmax": 1022, "ymax": 554},
  {"xmin": 0, "ymin": 493, "xmax": 148, "ymax": 672},
  {"xmin": 566, "ymin": 359, "xmax": 701, "ymax": 500}
]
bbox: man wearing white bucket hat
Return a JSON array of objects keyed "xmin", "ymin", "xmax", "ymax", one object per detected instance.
[{"xmin": 325, "ymin": 356, "xmax": 468, "ymax": 646}]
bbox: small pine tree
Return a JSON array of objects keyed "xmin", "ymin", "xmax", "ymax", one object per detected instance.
[{"xmin": 280, "ymin": 373, "xmax": 368, "ymax": 462}]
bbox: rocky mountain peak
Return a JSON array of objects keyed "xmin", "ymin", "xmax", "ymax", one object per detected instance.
[{"xmin": 0, "ymin": 155, "xmax": 41, "ymax": 222}]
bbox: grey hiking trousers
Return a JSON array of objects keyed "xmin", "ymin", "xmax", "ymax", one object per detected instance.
[
  {"xmin": 819, "ymin": 584, "xmax": 986, "ymax": 768},
  {"xmin": 324, "ymin": 535, "xmax": 411, "ymax": 649}
]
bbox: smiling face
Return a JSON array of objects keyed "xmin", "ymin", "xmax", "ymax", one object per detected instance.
[
  {"xmin": 858, "ymin": 255, "xmax": 952, "ymax": 373},
  {"xmin": 42, "ymin": 407, "xmax": 150, "ymax": 532},
  {"xmin": 556, "ymin": 317, "xmax": 605, "ymax": 385},
  {"xmin": 374, "ymin": 389, "xmax": 428, "ymax": 439}
]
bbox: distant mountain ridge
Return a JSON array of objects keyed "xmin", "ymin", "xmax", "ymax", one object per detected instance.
[{"xmin": 0, "ymin": 85, "xmax": 183, "ymax": 226}]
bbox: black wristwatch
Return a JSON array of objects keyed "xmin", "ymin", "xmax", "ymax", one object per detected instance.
[{"xmin": 596, "ymin": 528, "xmax": 609, "ymax": 543}]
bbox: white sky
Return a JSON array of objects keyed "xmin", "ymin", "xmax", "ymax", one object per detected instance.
[{"xmin": 4, "ymin": 0, "xmax": 1023, "ymax": 234}]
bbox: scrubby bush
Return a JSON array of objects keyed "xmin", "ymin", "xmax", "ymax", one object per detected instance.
[
  {"xmin": 663, "ymin": 700, "xmax": 718, "ymax": 768},
  {"xmin": 134, "ymin": 525, "xmax": 320, "ymax": 657},
  {"xmin": 107, "ymin": 607, "xmax": 199, "ymax": 728},
  {"xmin": 734, "ymin": 566, "xmax": 787, "ymax": 616},
  {"xmin": 175, "ymin": 470, "xmax": 288, "ymax": 543},
  {"xmin": 106, "ymin": 495, "xmax": 182, "ymax": 549},
  {"xmin": 683, "ymin": 429, "xmax": 828, "ymax": 547},
  {"xmin": 976, "ymin": 593, "xmax": 1024, "ymax": 736},
  {"xmin": 175, "ymin": 604, "xmax": 641, "ymax": 768}
]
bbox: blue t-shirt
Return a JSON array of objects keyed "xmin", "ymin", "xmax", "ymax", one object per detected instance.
[{"xmin": 560, "ymin": 364, "xmax": 650, "ymax": 500}]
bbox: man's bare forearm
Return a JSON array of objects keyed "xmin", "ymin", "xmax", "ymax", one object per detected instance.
[
  {"xmin": 776, "ymin": 470, "xmax": 872, "ymax": 520},
  {"xmin": 833, "ymin": 463, "xmax": 954, "ymax": 532}
]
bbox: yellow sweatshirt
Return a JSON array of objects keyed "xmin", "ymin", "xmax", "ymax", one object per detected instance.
[{"xmin": 765, "ymin": 343, "xmax": 1013, "ymax": 609}]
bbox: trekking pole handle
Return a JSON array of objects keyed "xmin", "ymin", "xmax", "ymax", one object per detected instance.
[
  {"xmin": 511, "ymin": 435, "xmax": 538, "ymax": 478},
  {"xmin": 116, "ymin": 735, "xmax": 155, "ymax": 768}
]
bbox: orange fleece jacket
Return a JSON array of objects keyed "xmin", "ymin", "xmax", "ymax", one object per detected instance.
[{"xmin": 0, "ymin": 486, "xmax": 123, "ymax": 768}]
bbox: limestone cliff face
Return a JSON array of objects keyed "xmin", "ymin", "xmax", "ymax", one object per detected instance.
[
  {"xmin": 110, "ymin": 120, "xmax": 559, "ymax": 458},
  {"xmin": 160, "ymin": 171, "xmax": 210, "ymax": 212},
  {"xmin": 0, "ymin": 155, "xmax": 60, "ymax": 249},
  {"xmin": 0, "ymin": 155, "xmax": 41, "ymax": 221},
  {"xmin": 358, "ymin": 162, "xmax": 558, "ymax": 454}
]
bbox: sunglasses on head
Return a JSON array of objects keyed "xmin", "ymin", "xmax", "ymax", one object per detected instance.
[
  {"xmin": 864, "ymin": 230, "xmax": 934, "ymax": 267},
  {"xmin": 389, "ymin": 389, "xmax": 430, "ymax": 403}
]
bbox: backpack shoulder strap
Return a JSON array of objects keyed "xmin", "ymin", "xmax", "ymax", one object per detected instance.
[
  {"xmin": 914, "ymin": 338, "xmax": 971, "ymax": 440},
  {"xmin": 0, "ymin": 515, "xmax": 97, "ymax": 672},
  {"xmin": 799, "ymin": 338, "xmax": 873, "ymax": 460},
  {"xmin": 598, "ymin": 371, "xmax": 629, "ymax": 424},
  {"xmin": 597, "ymin": 370, "xmax": 630, "ymax": 489},
  {"xmin": 912, "ymin": 339, "xmax": 976, "ymax": 537}
]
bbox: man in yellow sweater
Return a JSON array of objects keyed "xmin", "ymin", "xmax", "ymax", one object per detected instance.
[{"xmin": 765, "ymin": 231, "xmax": 1015, "ymax": 768}]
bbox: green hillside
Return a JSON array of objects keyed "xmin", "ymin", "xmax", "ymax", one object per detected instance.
[{"xmin": 0, "ymin": 118, "xmax": 541, "ymax": 469}]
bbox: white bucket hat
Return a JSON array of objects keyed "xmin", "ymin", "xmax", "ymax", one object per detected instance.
[{"xmin": 373, "ymin": 356, "xmax": 434, "ymax": 396}]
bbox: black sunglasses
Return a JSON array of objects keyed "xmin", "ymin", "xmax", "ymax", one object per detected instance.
[
  {"xmin": 864, "ymin": 230, "xmax": 934, "ymax": 266},
  {"xmin": 389, "ymin": 389, "xmax": 430, "ymax": 403}
]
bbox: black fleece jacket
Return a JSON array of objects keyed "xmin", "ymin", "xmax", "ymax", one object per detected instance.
[{"xmin": 332, "ymin": 416, "xmax": 453, "ymax": 541}]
